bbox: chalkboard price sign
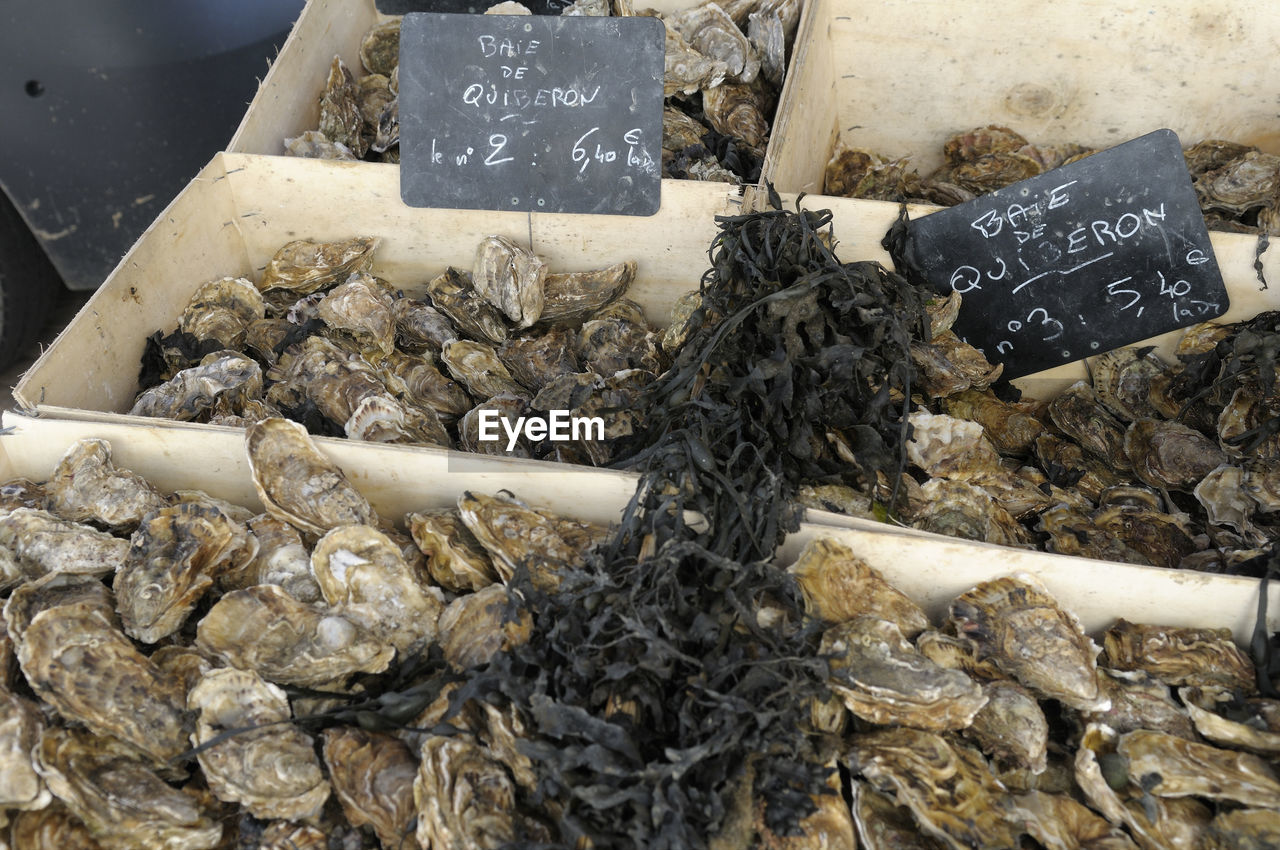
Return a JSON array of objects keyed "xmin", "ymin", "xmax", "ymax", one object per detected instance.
[
  {"xmin": 399, "ymin": 14, "xmax": 664, "ymax": 215},
  {"xmin": 904, "ymin": 129, "xmax": 1229, "ymax": 380},
  {"xmin": 378, "ymin": 0, "xmax": 572, "ymax": 14}
]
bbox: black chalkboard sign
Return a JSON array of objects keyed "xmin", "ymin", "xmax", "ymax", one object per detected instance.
[
  {"xmin": 377, "ymin": 0, "xmax": 571, "ymax": 15},
  {"xmin": 399, "ymin": 13, "xmax": 664, "ymax": 215},
  {"xmin": 904, "ymin": 129, "xmax": 1229, "ymax": 379}
]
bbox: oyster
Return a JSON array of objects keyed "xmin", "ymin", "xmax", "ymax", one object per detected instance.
[
  {"xmin": 360, "ymin": 19, "xmax": 400, "ymax": 76},
  {"xmin": 1082, "ymin": 668, "xmax": 1198, "ymax": 739},
  {"xmin": 316, "ymin": 273, "xmax": 396, "ymax": 357},
  {"xmin": 458, "ymin": 393, "xmax": 534, "ymax": 457},
  {"xmin": 702, "ymin": 81, "xmax": 770, "ymax": 150},
  {"xmin": 498, "ymin": 328, "xmax": 579, "ymax": 392},
  {"xmin": 0, "ymin": 477, "xmax": 49, "ymax": 511},
  {"xmin": 948, "ymin": 152, "xmax": 1043, "ymax": 194},
  {"xmin": 661, "ymin": 289, "xmax": 708, "ymax": 355},
  {"xmin": 1006, "ymin": 791, "xmax": 1137, "ymax": 850},
  {"xmin": 258, "ymin": 236, "xmax": 377, "ymax": 295},
  {"xmin": 246, "ymin": 418, "xmax": 378, "ymax": 537},
  {"xmin": 1195, "ymin": 151, "xmax": 1280, "ymax": 215},
  {"xmin": 35, "ymin": 727, "xmax": 222, "ymax": 850},
  {"xmin": 539, "ymin": 260, "xmax": 636, "ymax": 325},
  {"xmin": 195, "ymin": 584, "xmax": 394, "ymax": 687},
  {"xmin": 1242, "ymin": 458, "xmax": 1280, "ymax": 511},
  {"xmin": 941, "ymin": 388, "xmax": 1046, "ymax": 457},
  {"xmin": 1219, "ymin": 383, "xmax": 1280, "ymax": 459},
  {"xmin": 911, "ymin": 331, "xmax": 1003, "ymax": 397},
  {"xmin": 949, "ymin": 574, "xmax": 1105, "ymax": 711},
  {"xmin": 0, "ymin": 507, "xmax": 129, "ymax": 578},
  {"xmin": 907, "ymin": 410, "xmax": 1003, "ymax": 480},
  {"xmin": 1124, "ymin": 418, "xmax": 1225, "ymax": 491},
  {"xmin": 9, "ymin": 803, "xmax": 105, "ymax": 850},
  {"xmin": 850, "ymin": 780, "xmax": 949, "ymax": 850},
  {"xmin": 442, "ymin": 339, "xmax": 526, "ymax": 400},
  {"xmin": 1047, "ymin": 381, "xmax": 1132, "ymax": 472},
  {"xmin": 414, "ymin": 736, "xmax": 515, "ymax": 850},
  {"xmin": 943, "ymin": 125, "xmax": 1028, "ymax": 165},
  {"xmin": 220, "ymin": 513, "xmax": 322, "ymax": 603},
  {"xmin": 129, "ymin": 351, "xmax": 263, "ymax": 421},
  {"xmin": 18, "ymin": 601, "xmax": 189, "ymax": 763},
  {"xmin": 748, "ymin": 0, "xmax": 800, "ymax": 86},
  {"xmin": 909, "ymin": 479, "xmax": 1029, "ymax": 547},
  {"xmin": 437, "ymin": 583, "xmax": 532, "ymax": 670},
  {"xmin": 474, "ymin": 702, "xmax": 537, "ymax": 792},
  {"xmin": 1088, "ymin": 347, "xmax": 1167, "ymax": 422},
  {"xmin": 662, "ymin": 23, "xmax": 728, "ymax": 97},
  {"xmin": 322, "ymin": 727, "xmax": 420, "ymax": 849},
  {"xmin": 379, "ymin": 350, "xmax": 472, "ymax": 422},
  {"xmin": 188, "ymin": 666, "xmax": 329, "ymax": 819},
  {"xmin": 849, "ymin": 727, "xmax": 1021, "ymax": 849},
  {"xmin": 1181, "ymin": 686, "xmax": 1280, "ymax": 754},
  {"xmin": 472, "ymin": 235, "xmax": 547, "ymax": 328},
  {"xmin": 2, "ymin": 571, "xmax": 116, "ymax": 642},
  {"xmin": 1032, "ymin": 433, "xmax": 1126, "ymax": 503},
  {"xmin": 284, "ymin": 129, "xmax": 357, "ymax": 160},
  {"xmin": 1119, "ymin": 728, "xmax": 1280, "ymax": 807},
  {"xmin": 1202, "ymin": 808, "xmax": 1280, "ymax": 850},
  {"xmin": 318, "ymin": 56, "xmax": 366, "ymax": 157},
  {"xmin": 0, "ymin": 691, "xmax": 50, "ymax": 811},
  {"xmin": 667, "ymin": 2, "xmax": 760, "ymax": 83},
  {"xmin": 257, "ymin": 823, "xmax": 330, "ymax": 850},
  {"xmin": 795, "ymin": 483, "xmax": 874, "ymax": 518},
  {"xmin": 356, "ymin": 73, "xmax": 394, "ymax": 148},
  {"xmin": 458, "ymin": 491, "xmax": 606, "ymax": 590},
  {"xmin": 115, "ymin": 502, "xmax": 255, "ymax": 643},
  {"xmin": 785, "ymin": 537, "xmax": 929, "ymax": 636},
  {"xmin": 576, "ymin": 304, "xmax": 664, "ymax": 375},
  {"xmin": 425, "ymin": 267, "xmax": 508, "ymax": 345},
  {"xmin": 914, "ymin": 630, "xmax": 1007, "ymax": 681},
  {"xmin": 1087, "ymin": 502, "xmax": 1198, "ymax": 570},
  {"xmin": 965, "ymin": 680, "xmax": 1048, "ymax": 775},
  {"xmin": 823, "ymin": 616, "xmax": 987, "ymax": 731},
  {"xmin": 179, "ymin": 276, "xmax": 265, "ymax": 349},
  {"xmin": 393, "ymin": 297, "xmax": 459, "ymax": 352},
  {"xmin": 344, "ymin": 393, "xmax": 452, "ymax": 448},
  {"xmin": 407, "ymin": 508, "xmax": 499, "ymax": 592},
  {"xmin": 311, "ymin": 524, "xmax": 444, "ymax": 652},
  {"xmin": 1102, "ymin": 619, "xmax": 1256, "ymax": 692},
  {"xmin": 1183, "ymin": 139, "xmax": 1257, "ymax": 177}
]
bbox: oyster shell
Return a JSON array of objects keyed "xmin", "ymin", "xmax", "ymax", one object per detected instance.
[
  {"xmin": 407, "ymin": 508, "xmax": 499, "ymax": 593},
  {"xmin": 1048, "ymin": 381, "xmax": 1132, "ymax": 472},
  {"xmin": 2, "ymin": 571, "xmax": 116, "ymax": 642},
  {"xmin": 414, "ymin": 736, "xmax": 515, "ymax": 850},
  {"xmin": 785, "ymin": 537, "xmax": 929, "ymax": 636},
  {"xmin": 823, "ymin": 616, "xmax": 987, "ymax": 731},
  {"xmin": 322, "ymin": 727, "xmax": 420, "ymax": 849},
  {"xmin": 220, "ymin": 513, "xmax": 322, "ymax": 603},
  {"xmin": 1006, "ymin": 791, "xmax": 1137, "ymax": 850},
  {"xmin": 1195, "ymin": 151, "xmax": 1280, "ymax": 215},
  {"xmin": 458, "ymin": 491, "xmax": 606, "ymax": 590},
  {"xmin": 1124, "ymin": 418, "xmax": 1225, "ymax": 491},
  {"xmin": 284, "ymin": 129, "xmax": 357, "ymax": 160},
  {"xmin": 379, "ymin": 350, "xmax": 473, "ymax": 422},
  {"xmin": 950, "ymin": 574, "xmax": 1105, "ymax": 710},
  {"xmin": 360, "ymin": 19, "xmax": 400, "ymax": 76},
  {"xmin": 246, "ymin": 418, "xmax": 378, "ymax": 537},
  {"xmin": 702, "ymin": 81, "xmax": 770, "ymax": 150},
  {"xmin": 1181, "ymin": 686, "xmax": 1280, "ymax": 755},
  {"xmin": 115, "ymin": 502, "xmax": 255, "ymax": 643},
  {"xmin": 662, "ymin": 24, "xmax": 728, "ymax": 96},
  {"xmin": 947, "ymin": 152, "xmax": 1043, "ymax": 194},
  {"xmin": 311, "ymin": 524, "xmax": 444, "ymax": 653},
  {"xmin": 1219, "ymin": 383, "xmax": 1280, "ymax": 460},
  {"xmin": 1202, "ymin": 808, "xmax": 1280, "ymax": 850},
  {"xmin": 437, "ymin": 583, "xmax": 532, "ymax": 669},
  {"xmin": 914, "ymin": 630, "xmax": 1007, "ymax": 681},
  {"xmin": 748, "ymin": 0, "xmax": 799, "ymax": 86},
  {"xmin": 907, "ymin": 410, "xmax": 1003, "ymax": 480},
  {"xmin": 911, "ymin": 331, "xmax": 1003, "ymax": 397},
  {"xmin": 129, "ymin": 350, "xmax": 263, "ymax": 421},
  {"xmin": 472, "ymin": 235, "xmax": 547, "ymax": 328},
  {"xmin": 941, "ymin": 388, "xmax": 1046, "ymax": 457},
  {"xmin": 540, "ymin": 260, "xmax": 636, "ymax": 325},
  {"xmin": 344, "ymin": 393, "xmax": 452, "ymax": 448},
  {"xmin": 849, "ymin": 727, "xmax": 1021, "ymax": 849},
  {"xmin": 1082, "ymin": 668, "xmax": 1198, "ymax": 740},
  {"xmin": 188, "ymin": 667, "xmax": 329, "ymax": 820},
  {"xmin": 9, "ymin": 803, "xmax": 105, "ymax": 850},
  {"xmin": 318, "ymin": 56, "xmax": 366, "ymax": 157},
  {"xmin": 426, "ymin": 267, "xmax": 508, "ymax": 345},
  {"xmin": 0, "ymin": 477, "xmax": 49, "ymax": 512},
  {"xmin": 316, "ymin": 273, "xmax": 396, "ymax": 357},
  {"xmin": 442, "ymin": 339, "xmax": 526, "ymax": 400},
  {"xmin": 35, "ymin": 727, "xmax": 222, "ymax": 850},
  {"xmin": 458, "ymin": 393, "xmax": 534, "ymax": 457},
  {"xmin": 942, "ymin": 125, "xmax": 1028, "ymax": 165},
  {"xmin": 964, "ymin": 680, "xmax": 1048, "ymax": 775},
  {"xmin": 393, "ymin": 297, "xmax": 459, "ymax": 352},
  {"xmin": 179, "ymin": 276, "xmax": 265, "ymax": 349},
  {"xmin": 195, "ymin": 584, "xmax": 394, "ymax": 687},
  {"xmin": 667, "ymin": 2, "xmax": 760, "ymax": 83},
  {"xmin": 850, "ymin": 780, "xmax": 949, "ymax": 850},
  {"xmin": 0, "ymin": 508, "xmax": 129, "ymax": 579},
  {"xmin": 18, "ymin": 601, "xmax": 189, "ymax": 763},
  {"xmin": 576, "ymin": 306, "xmax": 664, "ymax": 375},
  {"xmin": 1102, "ymin": 619, "xmax": 1255, "ymax": 692},
  {"xmin": 909, "ymin": 479, "xmax": 1029, "ymax": 547},
  {"xmin": 1119, "ymin": 728, "xmax": 1280, "ymax": 807},
  {"xmin": 1184, "ymin": 139, "xmax": 1257, "ymax": 177},
  {"xmin": 1088, "ymin": 347, "xmax": 1167, "ymax": 422},
  {"xmin": 258, "ymin": 236, "xmax": 377, "ymax": 295},
  {"xmin": 1088, "ymin": 502, "xmax": 1197, "ymax": 570},
  {"xmin": 1242, "ymin": 457, "xmax": 1280, "ymax": 511},
  {"xmin": 0, "ymin": 691, "xmax": 50, "ymax": 811},
  {"xmin": 498, "ymin": 328, "xmax": 579, "ymax": 392},
  {"xmin": 1033, "ymin": 432, "xmax": 1126, "ymax": 504}
]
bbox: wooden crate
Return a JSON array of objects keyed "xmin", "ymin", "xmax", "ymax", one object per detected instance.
[
  {"xmin": 13, "ymin": 151, "xmax": 739, "ymax": 420},
  {"xmin": 3, "ymin": 412, "xmax": 1276, "ymax": 642}
]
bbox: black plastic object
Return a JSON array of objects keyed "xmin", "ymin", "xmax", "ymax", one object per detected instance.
[
  {"xmin": 903, "ymin": 129, "xmax": 1229, "ymax": 379},
  {"xmin": 399, "ymin": 13, "xmax": 664, "ymax": 215},
  {"xmin": 378, "ymin": 0, "xmax": 573, "ymax": 13},
  {"xmin": 0, "ymin": 0, "xmax": 304, "ymax": 291}
]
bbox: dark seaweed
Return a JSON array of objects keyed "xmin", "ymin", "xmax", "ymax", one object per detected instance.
[{"xmin": 137, "ymin": 329, "xmax": 224, "ymax": 391}]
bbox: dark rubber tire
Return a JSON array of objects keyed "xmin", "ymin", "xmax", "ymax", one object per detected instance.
[{"xmin": 0, "ymin": 188, "xmax": 61, "ymax": 372}]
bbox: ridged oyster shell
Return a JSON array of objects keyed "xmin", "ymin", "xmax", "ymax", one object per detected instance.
[
  {"xmin": 0, "ymin": 691, "xmax": 50, "ymax": 811},
  {"xmin": 188, "ymin": 666, "xmax": 330, "ymax": 820},
  {"xmin": 414, "ymin": 736, "xmax": 516, "ymax": 850},
  {"xmin": 318, "ymin": 56, "xmax": 366, "ymax": 158},
  {"xmin": 316, "ymin": 273, "xmax": 396, "ymax": 357},
  {"xmin": 539, "ymin": 260, "xmax": 635, "ymax": 324},
  {"xmin": 258, "ymin": 236, "xmax": 377, "ymax": 295},
  {"xmin": 458, "ymin": 491, "xmax": 607, "ymax": 591},
  {"xmin": 220, "ymin": 513, "xmax": 322, "ymax": 603},
  {"xmin": 473, "ymin": 235, "xmax": 547, "ymax": 328},
  {"xmin": 407, "ymin": 508, "xmax": 499, "ymax": 592},
  {"xmin": 179, "ymin": 276, "xmax": 266, "ymax": 349},
  {"xmin": 442, "ymin": 339, "xmax": 526, "ymax": 400},
  {"xmin": 786, "ymin": 537, "xmax": 929, "ymax": 636},
  {"xmin": 437, "ymin": 583, "xmax": 532, "ymax": 670},
  {"xmin": 0, "ymin": 507, "xmax": 129, "ymax": 579},
  {"xmin": 322, "ymin": 727, "xmax": 420, "ymax": 849},
  {"xmin": 1119, "ymin": 728, "xmax": 1280, "ymax": 807},
  {"xmin": 667, "ymin": 2, "xmax": 760, "ymax": 83},
  {"xmin": 426, "ymin": 267, "xmax": 508, "ymax": 345},
  {"xmin": 129, "ymin": 351, "xmax": 263, "ymax": 421},
  {"xmin": 1102, "ymin": 619, "xmax": 1255, "ymax": 691}
]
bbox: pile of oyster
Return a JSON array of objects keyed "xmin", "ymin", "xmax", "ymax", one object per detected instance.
[
  {"xmin": 824, "ymin": 126, "xmax": 1280, "ymax": 234},
  {"xmin": 0, "ymin": 426, "xmax": 608, "ymax": 848},
  {"xmin": 799, "ymin": 299, "xmax": 1280, "ymax": 577},
  {"xmin": 132, "ymin": 234, "xmax": 675, "ymax": 464},
  {"xmin": 287, "ymin": 0, "xmax": 800, "ymax": 184}
]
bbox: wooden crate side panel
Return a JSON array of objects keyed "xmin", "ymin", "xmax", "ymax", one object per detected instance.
[
  {"xmin": 14, "ymin": 158, "xmax": 248, "ymax": 414},
  {"xmin": 760, "ymin": 0, "xmax": 836, "ymax": 195},
  {"xmin": 778, "ymin": 523, "xmax": 1280, "ymax": 644},
  {"xmin": 824, "ymin": 0, "xmax": 1280, "ymax": 176},
  {"xmin": 0, "ymin": 413, "xmax": 643, "ymax": 527},
  {"xmin": 229, "ymin": 0, "xmax": 381, "ymax": 154}
]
